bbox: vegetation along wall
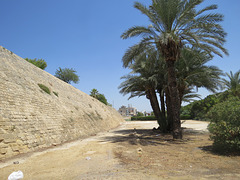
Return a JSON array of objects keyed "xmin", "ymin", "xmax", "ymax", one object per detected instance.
[{"xmin": 0, "ymin": 46, "xmax": 123, "ymax": 160}]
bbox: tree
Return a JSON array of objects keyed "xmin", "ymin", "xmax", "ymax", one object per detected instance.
[
  {"xmin": 222, "ymin": 71, "xmax": 240, "ymax": 96},
  {"xmin": 90, "ymin": 89, "xmax": 108, "ymax": 105},
  {"xmin": 121, "ymin": 0, "xmax": 228, "ymax": 139},
  {"xmin": 119, "ymin": 47, "xmax": 168, "ymax": 131},
  {"xmin": 137, "ymin": 112, "xmax": 144, "ymax": 116},
  {"xmin": 25, "ymin": 58, "xmax": 47, "ymax": 70},
  {"xmin": 55, "ymin": 67, "xmax": 79, "ymax": 84},
  {"xmin": 97, "ymin": 94, "xmax": 108, "ymax": 105},
  {"xmin": 176, "ymin": 48, "xmax": 224, "ymax": 105},
  {"xmin": 90, "ymin": 89, "xmax": 99, "ymax": 98},
  {"xmin": 121, "ymin": 44, "xmax": 223, "ymax": 132}
]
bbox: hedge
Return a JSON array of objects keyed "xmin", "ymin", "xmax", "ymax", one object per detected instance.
[{"xmin": 131, "ymin": 116, "xmax": 156, "ymax": 121}]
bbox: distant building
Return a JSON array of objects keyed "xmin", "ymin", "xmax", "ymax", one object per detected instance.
[
  {"xmin": 118, "ymin": 104, "xmax": 137, "ymax": 116},
  {"xmin": 118, "ymin": 106, "xmax": 127, "ymax": 116}
]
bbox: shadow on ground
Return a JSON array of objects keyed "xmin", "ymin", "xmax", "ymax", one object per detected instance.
[
  {"xmin": 200, "ymin": 145, "xmax": 240, "ymax": 156},
  {"xmin": 100, "ymin": 128, "xmax": 205, "ymax": 146}
]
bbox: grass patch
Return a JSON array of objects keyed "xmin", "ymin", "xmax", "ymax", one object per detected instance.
[
  {"xmin": 53, "ymin": 91, "xmax": 58, "ymax": 97},
  {"xmin": 38, "ymin": 83, "xmax": 51, "ymax": 94}
]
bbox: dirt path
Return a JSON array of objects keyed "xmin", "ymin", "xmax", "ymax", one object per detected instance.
[{"xmin": 1, "ymin": 120, "xmax": 240, "ymax": 180}]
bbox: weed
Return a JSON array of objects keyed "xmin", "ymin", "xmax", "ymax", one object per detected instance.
[
  {"xmin": 38, "ymin": 84, "xmax": 51, "ymax": 94},
  {"xmin": 53, "ymin": 91, "xmax": 58, "ymax": 97}
]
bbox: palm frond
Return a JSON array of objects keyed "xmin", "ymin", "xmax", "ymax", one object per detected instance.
[
  {"xmin": 121, "ymin": 26, "xmax": 156, "ymax": 39},
  {"xmin": 197, "ymin": 4, "xmax": 218, "ymax": 15}
]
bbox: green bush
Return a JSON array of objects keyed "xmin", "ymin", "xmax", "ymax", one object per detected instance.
[
  {"xmin": 190, "ymin": 94, "xmax": 219, "ymax": 120},
  {"xmin": 38, "ymin": 84, "xmax": 51, "ymax": 94},
  {"xmin": 180, "ymin": 114, "xmax": 192, "ymax": 120},
  {"xmin": 207, "ymin": 97, "xmax": 240, "ymax": 153},
  {"xmin": 55, "ymin": 67, "xmax": 79, "ymax": 84},
  {"xmin": 181, "ymin": 91, "xmax": 239, "ymax": 121},
  {"xmin": 90, "ymin": 89, "xmax": 109, "ymax": 105},
  {"xmin": 180, "ymin": 104, "xmax": 192, "ymax": 119},
  {"xmin": 25, "ymin": 58, "xmax": 47, "ymax": 70},
  {"xmin": 131, "ymin": 116, "xmax": 156, "ymax": 121}
]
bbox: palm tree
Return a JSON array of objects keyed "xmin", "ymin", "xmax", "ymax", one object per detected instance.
[
  {"xmin": 90, "ymin": 89, "xmax": 99, "ymax": 98},
  {"xmin": 121, "ymin": 0, "xmax": 228, "ymax": 139},
  {"xmin": 121, "ymin": 46, "xmax": 224, "ymax": 132},
  {"xmin": 119, "ymin": 74, "xmax": 163, "ymax": 126},
  {"xmin": 119, "ymin": 50, "xmax": 168, "ymax": 131},
  {"xmin": 176, "ymin": 48, "xmax": 224, "ymax": 105},
  {"xmin": 222, "ymin": 71, "xmax": 240, "ymax": 96},
  {"xmin": 181, "ymin": 87, "xmax": 201, "ymax": 103}
]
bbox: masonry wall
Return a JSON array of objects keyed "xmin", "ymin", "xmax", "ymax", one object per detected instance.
[{"xmin": 0, "ymin": 46, "xmax": 123, "ymax": 160}]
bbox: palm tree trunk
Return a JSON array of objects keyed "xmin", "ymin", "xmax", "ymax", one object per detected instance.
[
  {"xmin": 166, "ymin": 60, "xmax": 182, "ymax": 139},
  {"xmin": 178, "ymin": 86, "xmax": 185, "ymax": 106},
  {"xmin": 166, "ymin": 88, "xmax": 173, "ymax": 131},
  {"xmin": 146, "ymin": 90, "xmax": 159, "ymax": 120},
  {"xmin": 146, "ymin": 88, "xmax": 167, "ymax": 131},
  {"xmin": 159, "ymin": 90, "xmax": 167, "ymax": 129},
  {"xmin": 159, "ymin": 90, "xmax": 166, "ymax": 118}
]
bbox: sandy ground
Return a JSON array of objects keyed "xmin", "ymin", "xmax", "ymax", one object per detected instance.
[{"xmin": 0, "ymin": 120, "xmax": 240, "ymax": 180}]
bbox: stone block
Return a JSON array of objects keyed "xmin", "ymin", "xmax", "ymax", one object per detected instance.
[
  {"xmin": 10, "ymin": 143, "xmax": 20, "ymax": 152},
  {"xmin": 19, "ymin": 146, "xmax": 29, "ymax": 153},
  {"xmin": 0, "ymin": 147, "xmax": 7, "ymax": 154},
  {"xmin": 0, "ymin": 154, "xmax": 5, "ymax": 159},
  {"xmin": 3, "ymin": 134, "xmax": 16, "ymax": 143},
  {"xmin": 0, "ymin": 134, "xmax": 3, "ymax": 142},
  {"xmin": 0, "ymin": 128, "xmax": 5, "ymax": 134},
  {"xmin": 0, "ymin": 143, "xmax": 8, "ymax": 148}
]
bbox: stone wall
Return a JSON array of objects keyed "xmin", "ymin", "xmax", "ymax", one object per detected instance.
[{"xmin": 0, "ymin": 46, "xmax": 123, "ymax": 160}]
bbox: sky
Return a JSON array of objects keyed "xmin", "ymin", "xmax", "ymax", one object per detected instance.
[{"xmin": 0, "ymin": 0, "xmax": 240, "ymax": 112}]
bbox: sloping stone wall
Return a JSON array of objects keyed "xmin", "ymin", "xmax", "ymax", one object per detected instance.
[{"xmin": 0, "ymin": 46, "xmax": 123, "ymax": 160}]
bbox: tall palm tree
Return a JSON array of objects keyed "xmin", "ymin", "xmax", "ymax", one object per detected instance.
[{"xmin": 121, "ymin": 0, "xmax": 228, "ymax": 139}]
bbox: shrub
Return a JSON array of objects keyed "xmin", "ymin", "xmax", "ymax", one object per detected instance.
[
  {"xmin": 190, "ymin": 94, "xmax": 219, "ymax": 120},
  {"xmin": 131, "ymin": 116, "xmax": 156, "ymax": 121},
  {"xmin": 207, "ymin": 97, "xmax": 240, "ymax": 153},
  {"xmin": 180, "ymin": 104, "xmax": 192, "ymax": 119},
  {"xmin": 96, "ymin": 93, "xmax": 108, "ymax": 105},
  {"xmin": 180, "ymin": 114, "xmax": 192, "ymax": 120},
  {"xmin": 89, "ymin": 89, "xmax": 108, "ymax": 105},
  {"xmin": 25, "ymin": 58, "xmax": 47, "ymax": 70},
  {"xmin": 55, "ymin": 67, "xmax": 79, "ymax": 84},
  {"xmin": 136, "ymin": 112, "xmax": 144, "ymax": 117},
  {"xmin": 38, "ymin": 84, "xmax": 51, "ymax": 94}
]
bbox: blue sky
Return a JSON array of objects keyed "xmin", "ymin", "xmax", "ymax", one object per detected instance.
[{"xmin": 1, "ymin": 0, "xmax": 240, "ymax": 112}]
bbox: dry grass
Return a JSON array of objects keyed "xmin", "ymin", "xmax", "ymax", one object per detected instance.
[{"xmin": 108, "ymin": 129, "xmax": 240, "ymax": 179}]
